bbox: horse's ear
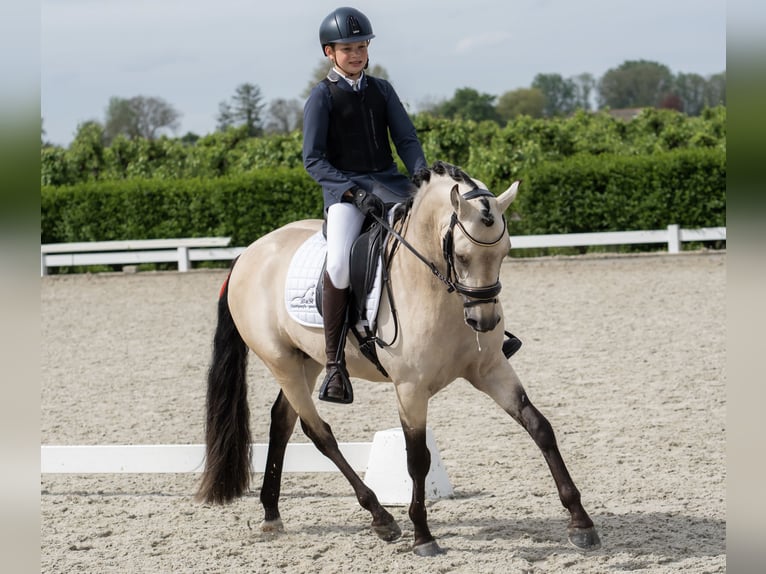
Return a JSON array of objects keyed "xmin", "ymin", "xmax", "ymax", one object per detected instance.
[
  {"xmin": 450, "ymin": 184, "xmax": 469, "ymax": 215},
  {"xmin": 496, "ymin": 180, "xmax": 521, "ymax": 213}
]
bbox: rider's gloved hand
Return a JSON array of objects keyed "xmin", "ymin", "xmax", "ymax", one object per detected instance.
[{"xmin": 351, "ymin": 187, "xmax": 385, "ymax": 218}]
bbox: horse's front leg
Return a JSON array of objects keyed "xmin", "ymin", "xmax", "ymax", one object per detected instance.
[
  {"xmin": 395, "ymin": 384, "xmax": 444, "ymax": 556},
  {"xmin": 469, "ymin": 364, "xmax": 601, "ymax": 551},
  {"xmin": 400, "ymin": 424, "xmax": 445, "ymax": 556}
]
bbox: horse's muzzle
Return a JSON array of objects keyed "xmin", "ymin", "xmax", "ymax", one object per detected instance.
[
  {"xmin": 464, "ymin": 308, "xmax": 501, "ymax": 332},
  {"xmin": 456, "ymin": 279, "xmax": 502, "ymax": 332}
]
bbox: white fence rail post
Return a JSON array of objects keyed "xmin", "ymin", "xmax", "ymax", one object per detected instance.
[
  {"xmin": 177, "ymin": 246, "xmax": 190, "ymax": 272},
  {"xmin": 667, "ymin": 224, "xmax": 681, "ymax": 253}
]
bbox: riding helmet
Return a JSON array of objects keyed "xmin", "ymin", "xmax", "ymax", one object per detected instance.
[{"xmin": 319, "ymin": 7, "xmax": 375, "ymax": 54}]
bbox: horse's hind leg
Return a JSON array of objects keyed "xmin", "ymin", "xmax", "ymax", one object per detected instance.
[
  {"xmin": 469, "ymin": 368, "xmax": 601, "ymax": 551},
  {"xmin": 297, "ymin": 416, "xmax": 402, "ymax": 542},
  {"xmin": 263, "ymin": 358, "xmax": 401, "ymax": 542},
  {"xmin": 259, "ymin": 390, "xmax": 299, "ymax": 532}
]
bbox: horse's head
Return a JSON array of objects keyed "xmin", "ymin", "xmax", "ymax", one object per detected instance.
[
  {"xmin": 412, "ymin": 161, "xmax": 519, "ymax": 333},
  {"xmin": 448, "ymin": 177, "xmax": 519, "ymax": 332}
]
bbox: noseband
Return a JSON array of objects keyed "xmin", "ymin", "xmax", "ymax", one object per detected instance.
[{"xmin": 441, "ymin": 189, "xmax": 506, "ymax": 307}]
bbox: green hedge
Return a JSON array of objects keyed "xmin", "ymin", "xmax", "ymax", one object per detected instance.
[
  {"xmin": 42, "ymin": 148, "xmax": 725, "ymax": 251},
  {"xmin": 41, "ymin": 168, "xmax": 323, "ymax": 247},
  {"xmin": 512, "ymin": 148, "xmax": 726, "ymax": 236}
]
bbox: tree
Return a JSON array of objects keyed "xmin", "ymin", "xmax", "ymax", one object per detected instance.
[
  {"xmin": 303, "ymin": 58, "xmax": 331, "ymax": 97},
  {"xmin": 531, "ymin": 73, "xmax": 577, "ymax": 117},
  {"xmin": 658, "ymin": 93, "xmax": 684, "ymax": 112},
  {"xmin": 435, "ymin": 87, "xmax": 500, "ymax": 123},
  {"xmin": 597, "ymin": 59, "xmax": 674, "ymax": 109},
  {"xmin": 179, "ymin": 132, "xmax": 200, "ymax": 145},
  {"xmin": 68, "ymin": 120, "xmax": 106, "ymax": 179},
  {"xmin": 104, "ymin": 96, "xmax": 181, "ymax": 142},
  {"xmin": 672, "ymin": 72, "xmax": 708, "ymax": 115},
  {"xmin": 264, "ymin": 98, "xmax": 304, "ymax": 133},
  {"xmin": 104, "ymin": 97, "xmax": 137, "ymax": 141},
  {"xmin": 496, "ymin": 88, "xmax": 545, "ymax": 122},
  {"xmin": 413, "ymin": 95, "xmax": 444, "ymax": 116},
  {"xmin": 705, "ymin": 72, "xmax": 726, "ymax": 108},
  {"xmin": 217, "ymin": 83, "xmax": 265, "ymax": 137},
  {"xmin": 572, "ymin": 73, "xmax": 596, "ymax": 111}
]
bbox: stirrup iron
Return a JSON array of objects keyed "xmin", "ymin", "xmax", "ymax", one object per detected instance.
[{"xmin": 318, "ymin": 364, "xmax": 354, "ymax": 404}]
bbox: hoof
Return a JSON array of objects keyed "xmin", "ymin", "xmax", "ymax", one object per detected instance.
[
  {"xmin": 412, "ymin": 540, "xmax": 444, "ymax": 557},
  {"xmin": 568, "ymin": 526, "xmax": 601, "ymax": 552},
  {"xmin": 260, "ymin": 518, "xmax": 284, "ymax": 533},
  {"xmin": 372, "ymin": 518, "xmax": 402, "ymax": 542}
]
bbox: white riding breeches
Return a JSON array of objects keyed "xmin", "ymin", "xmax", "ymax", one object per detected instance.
[{"xmin": 325, "ymin": 202, "xmax": 365, "ymax": 289}]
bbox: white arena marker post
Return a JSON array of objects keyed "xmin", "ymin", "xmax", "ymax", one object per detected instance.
[{"xmin": 363, "ymin": 427, "xmax": 453, "ymax": 506}]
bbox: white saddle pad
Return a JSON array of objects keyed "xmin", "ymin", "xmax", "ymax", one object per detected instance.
[{"xmin": 285, "ymin": 231, "xmax": 383, "ymax": 329}]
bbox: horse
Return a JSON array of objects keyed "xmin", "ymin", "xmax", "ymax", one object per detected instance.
[{"xmin": 196, "ymin": 161, "xmax": 601, "ymax": 556}]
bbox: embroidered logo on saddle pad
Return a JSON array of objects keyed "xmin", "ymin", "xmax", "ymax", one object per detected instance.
[{"xmin": 285, "ymin": 231, "xmax": 383, "ymax": 329}]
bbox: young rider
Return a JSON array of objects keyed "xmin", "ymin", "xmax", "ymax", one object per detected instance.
[{"xmin": 303, "ymin": 7, "xmax": 521, "ymax": 405}]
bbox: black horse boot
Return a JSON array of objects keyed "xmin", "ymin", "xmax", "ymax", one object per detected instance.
[
  {"xmin": 318, "ymin": 272, "xmax": 354, "ymax": 404},
  {"xmin": 502, "ymin": 331, "xmax": 523, "ymax": 359}
]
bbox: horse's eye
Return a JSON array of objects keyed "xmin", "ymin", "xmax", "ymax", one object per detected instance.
[{"xmin": 455, "ymin": 253, "xmax": 469, "ymax": 266}]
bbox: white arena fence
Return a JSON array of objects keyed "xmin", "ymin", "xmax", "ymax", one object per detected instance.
[
  {"xmin": 509, "ymin": 224, "xmax": 725, "ymax": 252},
  {"xmin": 40, "ymin": 429, "xmax": 455, "ymax": 506},
  {"xmin": 40, "ymin": 237, "xmax": 245, "ymax": 276},
  {"xmin": 40, "ymin": 224, "xmax": 726, "ymax": 276},
  {"xmin": 41, "ymin": 443, "xmax": 370, "ymax": 474}
]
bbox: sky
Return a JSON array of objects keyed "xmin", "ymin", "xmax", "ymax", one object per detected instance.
[{"xmin": 41, "ymin": 0, "xmax": 728, "ymax": 147}]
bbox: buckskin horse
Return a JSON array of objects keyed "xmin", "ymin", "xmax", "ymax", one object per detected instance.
[{"xmin": 196, "ymin": 161, "xmax": 600, "ymax": 556}]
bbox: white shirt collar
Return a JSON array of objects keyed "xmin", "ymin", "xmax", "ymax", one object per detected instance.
[{"xmin": 332, "ymin": 67, "xmax": 364, "ymax": 91}]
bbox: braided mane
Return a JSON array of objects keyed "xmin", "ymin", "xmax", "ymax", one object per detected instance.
[
  {"xmin": 411, "ymin": 160, "xmax": 478, "ymax": 191},
  {"xmin": 412, "ymin": 161, "xmax": 494, "ymax": 226}
]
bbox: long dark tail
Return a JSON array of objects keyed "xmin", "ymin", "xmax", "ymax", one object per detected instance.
[{"xmin": 195, "ymin": 269, "xmax": 252, "ymax": 504}]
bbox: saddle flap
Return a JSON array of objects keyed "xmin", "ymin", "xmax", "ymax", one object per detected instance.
[{"xmin": 349, "ymin": 220, "xmax": 386, "ymax": 325}]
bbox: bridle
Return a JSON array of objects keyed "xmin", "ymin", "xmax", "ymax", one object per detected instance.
[
  {"xmin": 357, "ymin": 186, "xmax": 507, "ymax": 357},
  {"xmin": 374, "ymin": 188, "xmax": 506, "ymax": 309},
  {"xmin": 441, "ymin": 189, "xmax": 506, "ymax": 307}
]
